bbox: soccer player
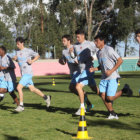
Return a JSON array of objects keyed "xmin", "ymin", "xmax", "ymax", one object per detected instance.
[
  {"xmin": 0, "ymin": 46, "xmax": 19, "ymax": 105},
  {"xmin": 90, "ymin": 34, "xmax": 132, "ymax": 119},
  {"xmin": 13, "ymin": 37, "xmax": 51, "ymax": 112},
  {"xmin": 135, "ymin": 29, "xmax": 140, "ymax": 95},
  {"xmin": 135, "ymin": 29, "xmax": 140, "ymax": 67},
  {"xmin": 59, "ymin": 35, "xmax": 79, "ymax": 77},
  {"xmin": 0, "ymin": 56, "xmax": 5, "ymax": 102},
  {"xmin": 59, "ymin": 35, "xmax": 93, "ymax": 112},
  {"xmin": 70, "ymin": 29, "xmax": 99, "ymax": 115}
]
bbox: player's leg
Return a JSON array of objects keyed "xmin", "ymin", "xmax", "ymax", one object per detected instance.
[
  {"xmin": 105, "ymin": 79, "xmax": 119, "ymax": 119},
  {"xmin": 69, "ymin": 71, "xmax": 80, "ymax": 95},
  {"xmin": 0, "ymin": 77, "xmax": 5, "ymax": 102},
  {"xmin": 86, "ymin": 70, "xmax": 98, "ymax": 111},
  {"xmin": 75, "ymin": 70, "xmax": 89, "ymax": 115},
  {"xmin": 9, "ymin": 91, "xmax": 19, "ymax": 106},
  {"xmin": 15, "ymin": 83, "xmax": 24, "ymax": 112},
  {"xmin": 0, "ymin": 94, "xmax": 5, "ymax": 102},
  {"xmin": 99, "ymin": 79, "xmax": 118, "ymax": 119},
  {"xmin": 28, "ymin": 85, "xmax": 51, "ymax": 107},
  {"xmin": 6, "ymin": 81, "xmax": 19, "ymax": 106}
]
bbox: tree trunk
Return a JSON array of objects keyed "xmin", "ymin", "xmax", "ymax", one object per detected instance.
[
  {"xmin": 124, "ymin": 38, "xmax": 128, "ymax": 57},
  {"xmin": 84, "ymin": 0, "xmax": 95, "ymax": 40},
  {"xmin": 39, "ymin": 0, "xmax": 44, "ymax": 33}
]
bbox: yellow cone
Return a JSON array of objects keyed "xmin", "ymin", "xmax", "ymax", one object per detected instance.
[
  {"xmin": 118, "ymin": 80, "xmax": 120, "ymax": 86},
  {"xmin": 52, "ymin": 78, "xmax": 55, "ymax": 86},
  {"xmin": 72, "ymin": 108, "xmax": 93, "ymax": 139}
]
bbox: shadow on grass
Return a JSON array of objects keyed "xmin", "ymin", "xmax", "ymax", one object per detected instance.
[
  {"xmin": 0, "ymin": 103, "xmax": 14, "ymax": 110},
  {"xmin": 86, "ymin": 119, "xmax": 140, "ymax": 131},
  {"xmin": 22, "ymin": 103, "xmax": 77, "ymax": 114},
  {"xmin": 3, "ymin": 134, "xmax": 25, "ymax": 140},
  {"xmin": 36, "ymin": 87, "xmax": 71, "ymax": 93},
  {"xmin": 56, "ymin": 128, "xmax": 75, "ymax": 136},
  {"xmin": 34, "ymin": 81, "xmax": 70, "ymax": 86}
]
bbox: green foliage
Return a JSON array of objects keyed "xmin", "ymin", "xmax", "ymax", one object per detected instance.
[
  {"xmin": 0, "ymin": 20, "xmax": 14, "ymax": 52},
  {"xmin": 0, "ymin": 0, "xmax": 140, "ymax": 57}
]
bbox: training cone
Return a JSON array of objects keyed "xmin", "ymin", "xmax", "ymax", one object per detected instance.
[
  {"xmin": 72, "ymin": 107, "xmax": 93, "ymax": 139},
  {"xmin": 118, "ymin": 80, "xmax": 120, "ymax": 86},
  {"xmin": 52, "ymin": 78, "xmax": 55, "ymax": 86}
]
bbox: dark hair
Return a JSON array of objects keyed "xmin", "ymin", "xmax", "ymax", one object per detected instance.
[
  {"xmin": 75, "ymin": 29, "xmax": 85, "ymax": 35},
  {"xmin": 135, "ymin": 29, "xmax": 140, "ymax": 35},
  {"xmin": 16, "ymin": 37, "xmax": 25, "ymax": 43},
  {"xmin": 62, "ymin": 34, "xmax": 72, "ymax": 43},
  {"xmin": 94, "ymin": 34, "xmax": 106, "ymax": 43},
  {"xmin": 0, "ymin": 46, "xmax": 7, "ymax": 53}
]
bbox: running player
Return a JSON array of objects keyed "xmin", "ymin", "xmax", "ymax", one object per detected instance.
[
  {"xmin": 59, "ymin": 35, "xmax": 93, "ymax": 112},
  {"xmin": 90, "ymin": 34, "xmax": 132, "ymax": 119},
  {"xmin": 14, "ymin": 37, "xmax": 51, "ymax": 112},
  {"xmin": 70, "ymin": 29, "xmax": 99, "ymax": 115},
  {"xmin": 0, "ymin": 56, "xmax": 5, "ymax": 102},
  {"xmin": 0, "ymin": 46, "xmax": 19, "ymax": 105},
  {"xmin": 135, "ymin": 29, "xmax": 140, "ymax": 67},
  {"xmin": 59, "ymin": 35, "xmax": 79, "ymax": 77}
]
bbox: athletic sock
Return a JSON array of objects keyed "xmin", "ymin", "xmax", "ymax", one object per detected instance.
[
  {"xmin": 80, "ymin": 103, "xmax": 85, "ymax": 108},
  {"xmin": 43, "ymin": 95, "xmax": 47, "ymax": 100},
  {"xmin": 20, "ymin": 102, "xmax": 24, "ymax": 107}
]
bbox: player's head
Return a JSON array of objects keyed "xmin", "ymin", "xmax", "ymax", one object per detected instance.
[
  {"xmin": 75, "ymin": 29, "xmax": 85, "ymax": 43},
  {"xmin": 0, "ymin": 46, "xmax": 7, "ymax": 56},
  {"xmin": 94, "ymin": 34, "xmax": 106, "ymax": 49},
  {"xmin": 62, "ymin": 35, "xmax": 72, "ymax": 47},
  {"xmin": 135, "ymin": 29, "xmax": 140, "ymax": 44},
  {"xmin": 16, "ymin": 37, "xmax": 25, "ymax": 49}
]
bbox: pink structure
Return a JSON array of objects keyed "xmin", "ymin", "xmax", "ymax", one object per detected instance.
[{"xmin": 14, "ymin": 60, "xmax": 70, "ymax": 77}]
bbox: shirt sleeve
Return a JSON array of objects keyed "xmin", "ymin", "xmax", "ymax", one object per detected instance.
[
  {"xmin": 29, "ymin": 49, "xmax": 39, "ymax": 57},
  {"xmin": 108, "ymin": 47, "xmax": 120, "ymax": 61},
  {"xmin": 89, "ymin": 41, "xmax": 97, "ymax": 58}
]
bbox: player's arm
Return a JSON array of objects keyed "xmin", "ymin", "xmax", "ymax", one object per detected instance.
[
  {"xmin": 59, "ymin": 56, "xmax": 66, "ymax": 65},
  {"xmin": 69, "ymin": 47, "xmax": 76, "ymax": 59},
  {"xmin": 105, "ymin": 57, "xmax": 123, "ymax": 76},
  {"xmin": 89, "ymin": 65, "xmax": 101, "ymax": 73},
  {"xmin": 27, "ymin": 55, "xmax": 40, "ymax": 65},
  {"xmin": 0, "ymin": 57, "xmax": 16, "ymax": 70},
  {"xmin": 12, "ymin": 56, "xmax": 17, "ymax": 61}
]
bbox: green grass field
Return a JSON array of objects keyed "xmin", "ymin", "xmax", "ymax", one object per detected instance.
[{"xmin": 0, "ymin": 72, "xmax": 140, "ymax": 140}]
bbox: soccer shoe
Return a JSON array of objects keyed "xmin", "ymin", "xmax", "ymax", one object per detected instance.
[
  {"xmin": 45, "ymin": 95, "xmax": 51, "ymax": 107},
  {"xmin": 75, "ymin": 107, "xmax": 86, "ymax": 116},
  {"xmin": 14, "ymin": 105, "xmax": 24, "ymax": 112},
  {"xmin": 123, "ymin": 84, "xmax": 133, "ymax": 97},
  {"xmin": 107, "ymin": 114, "xmax": 119, "ymax": 120},
  {"xmin": 86, "ymin": 104, "xmax": 94, "ymax": 112},
  {"xmin": 0, "ymin": 96, "xmax": 4, "ymax": 102}
]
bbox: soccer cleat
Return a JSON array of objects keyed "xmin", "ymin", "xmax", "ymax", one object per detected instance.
[
  {"xmin": 75, "ymin": 107, "xmax": 86, "ymax": 116},
  {"xmin": 45, "ymin": 95, "xmax": 51, "ymax": 107},
  {"xmin": 14, "ymin": 105, "xmax": 24, "ymax": 112},
  {"xmin": 0, "ymin": 96, "xmax": 4, "ymax": 102},
  {"xmin": 107, "ymin": 114, "xmax": 119, "ymax": 120},
  {"xmin": 123, "ymin": 84, "xmax": 133, "ymax": 97},
  {"xmin": 86, "ymin": 104, "xmax": 94, "ymax": 112}
]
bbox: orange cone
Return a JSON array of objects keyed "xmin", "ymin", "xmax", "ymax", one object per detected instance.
[{"xmin": 72, "ymin": 107, "xmax": 93, "ymax": 139}]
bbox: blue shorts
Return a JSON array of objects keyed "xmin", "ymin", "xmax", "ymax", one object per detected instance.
[
  {"xmin": 99, "ymin": 79, "xmax": 118, "ymax": 96},
  {"xmin": 0, "ymin": 77, "xmax": 16, "ymax": 92},
  {"xmin": 71, "ymin": 69, "xmax": 96, "ymax": 86},
  {"xmin": 19, "ymin": 74, "xmax": 34, "ymax": 87}
]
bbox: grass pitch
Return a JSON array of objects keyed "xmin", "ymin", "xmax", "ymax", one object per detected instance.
[{"xmin": 0, "ymin": 71, "xmax": 140, "ymax": 140}]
